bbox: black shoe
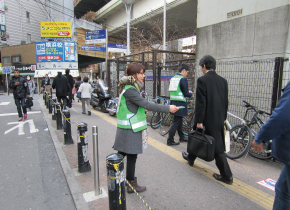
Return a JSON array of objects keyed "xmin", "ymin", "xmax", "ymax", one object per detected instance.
[
  {"xmin": 180, "ymin": 137, "xmax": 188, "ymax": 142},
  {"xmin": 213, "ymin": 173, "xmax": 233, "ymax": 185},
  {"xmin": 88, "ymin": 111, "xmax": 91, "ymax": 115},
  {"xmin": 182, "ymin": 152, "xmax": 194, "ymax": 166},
  {"xmin": 167, "ymin": 141, "xmax": 180, "ymax": 146}
]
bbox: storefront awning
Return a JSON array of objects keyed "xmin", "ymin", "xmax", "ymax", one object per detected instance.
[{"xmin": 34, "ymin": 69, "xmax": 79, "ymax": 78}]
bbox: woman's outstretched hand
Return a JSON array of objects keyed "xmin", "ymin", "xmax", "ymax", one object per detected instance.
[{"xmin": 169, "ymin": 105, "xmax": 179, "ymax": 113}]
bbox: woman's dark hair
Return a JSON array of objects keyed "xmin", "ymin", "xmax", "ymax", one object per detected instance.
[
  {"xmin": 126, "ymin": 62, "xmax": 145, "ymax": 76},
  {"xmin": 77, "ymin": 76, "xmax": 81, "ymax": 81},
  {"xmin": 83, "ymin": 77, "xmax": 88, "ymax": 82},
  {"xmin": 199, "ymin": 55, "xmax": 216, "ymax": 70}
]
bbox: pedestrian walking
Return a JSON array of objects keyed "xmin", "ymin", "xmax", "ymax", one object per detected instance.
[
  {"xmin": 78, "ymin": 77, "xmax": 92, "ymax": 115},
  {"xmin": 26, "ymin": 75, "xmax": 35, "ymax": 110},
  {"xmin": 75, "ymin": 76, "xmax": 82, "ymax": 102},
  {"xmin": 167, "ymin": 64, "xmax": 192, "ymax": 146},
  {"xmin": 182, "ymin": 55, "xmax": 233, "ymax": 185},
  {"xmin": 44, "ymin": 74, "xmax": 51, "ymax": 93},
  {"xmin": 252, "ymin": 81, "xmax": 290, "ymax": 209},
  {"xmin": 113, "ymin": 62, "xmax": 179, "ymax": 193},
  {"xmin": 65, "ymin": 69, "xmax": 74, "ymax": 108},
  {"xmin": 38, "ymin": 76, "xmax": 45, "ymax": 95},
  {"xmin": 52, "ymin": 71, "xmax": 71, "ymax": 110},
  {"xmin": 9, "ymin": 69, "xmax": 30, "ymax": 121}
]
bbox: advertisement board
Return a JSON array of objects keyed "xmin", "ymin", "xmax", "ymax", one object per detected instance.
[
  {"xmin": 85, "ymin": 29, "xmax": 106, "ymax": 44},
  {"xmin": 35, "ymin": 41, "xmax": 76, "ymax": 62},
  {"xmin": 40, "ymin": 21, "xmax": 71, "ymax": 39}
]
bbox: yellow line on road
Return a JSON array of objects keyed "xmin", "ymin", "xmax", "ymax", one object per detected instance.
[{"xmin": 91, "ymin": 108, "xmax": 274, "ymax": 210}]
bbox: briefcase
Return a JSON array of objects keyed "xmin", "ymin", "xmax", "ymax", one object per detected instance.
[{"xmin": 187, "ymin": 128, "xmax": 215, "ymax": 162}]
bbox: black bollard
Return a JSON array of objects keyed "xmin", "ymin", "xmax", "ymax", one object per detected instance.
[
  {"xmin": 52, "ymin": 98, "xmax": 56, "ymax": 120},
  {"xmin": 47, "ymin": 95, "xmax": 51, "ymax": 110},
  {"xmin": 43, "ymin": 91, "xmax": 46, "ymax": 100},
  {"xmin": 44, "ymin": 92, "xmax": 47, "ymax": 105},
  {"xmin": 77, "ymin": 123, "xmax": 91, "ymax": 173},
  {"xmin": 63, "ymin": 110, "xmax": 73, "ymax": 145},
  {"xmin": 106, "ymin": 153, "xmax": 126, "ymax": 210},
  {"xmin": 48, "ymin": 96, "xmax": 53, "ymax": 114},
  {"xmin": 56, "ymin": 102, "xmax": 63, "ymax": 130}
]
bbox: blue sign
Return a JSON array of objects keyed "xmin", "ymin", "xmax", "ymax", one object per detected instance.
[
  {"xmin": 81, "ymin": 46, "xmax": 106, "ymax": 51},
  {"xmin": 35, "ymin": 41, "xmax": 76, "ymax": 62},
  {"xmin": 85, "ymin": 30, "xmax": 106, "ymax": 36},
  {"xmin": 85, "ymin": 34, "xmax": 106, "ymax": 40},
  {"xmin": 3, "ymin": 66, "xmax": 11, "ymax": 74}
]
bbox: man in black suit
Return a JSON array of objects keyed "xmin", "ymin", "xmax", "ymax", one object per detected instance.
[{"xmin": 182, "ymin": 55, "xmax": 233, "ymax": 185}]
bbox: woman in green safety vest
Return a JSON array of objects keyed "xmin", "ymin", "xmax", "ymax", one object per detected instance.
[{"xmin": 113, "ymin": 62, "xmax": 179, "ymax": 193}]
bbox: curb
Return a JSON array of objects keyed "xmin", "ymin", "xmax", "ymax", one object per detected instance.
[{"xmin": 39, "ymin": 99, "xmax": 90, "ymax": 210}]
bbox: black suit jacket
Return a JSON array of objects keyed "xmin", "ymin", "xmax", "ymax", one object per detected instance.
[{"xmin": 194, "ymin": 71, "xmax": 228, "ymax": 153}]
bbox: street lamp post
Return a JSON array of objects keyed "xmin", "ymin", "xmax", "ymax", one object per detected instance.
[{"xmin": 122, "ymin": 0, "xmax": 136, "ymax": 56}]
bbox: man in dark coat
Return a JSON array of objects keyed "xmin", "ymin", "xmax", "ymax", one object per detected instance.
[
  {"xmin": 52, "ymin": 72, "xmax": 71, "ymax": 109},
  {"xmin": 65, "ymin": 69, "xmax": 74, "ymax": 108},
  {"xmin": 167, "ymin": 64, "xmax": 192, "ymax": 146},
  {"xmin": 182, "ymin": 55, "xmax": 233, "ymax": 185},
  {"xmin": 9, "ymin": 69, "xmax": 30, "ymax": 121}
]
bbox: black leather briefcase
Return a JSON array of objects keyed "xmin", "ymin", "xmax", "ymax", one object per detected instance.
[{"xmin": 187, "ymin": 128, "xmax": 215, "ymax": 162}]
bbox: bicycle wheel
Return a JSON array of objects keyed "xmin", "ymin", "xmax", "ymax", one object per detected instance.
[
  {"xmin": 159, "ymin": 113, "xmax": 173, "ymax": 136},
  {"xmin": 182, "ymin": 110, "xmax": 195, "ymax": 135},
  {"xmin": 226, "ymin": 125, "xmax": 253, "ymax": 159},
  {"xmin": 108, "ymin": 102, "xmax": 117, "ymax": 116},
  {"xmin": 248, "ymin": 141, "xmax": 272, "ymax": 160},
  {"xmin": 150, "ymin": 112, "xmax": 163, "ymax": 129}
]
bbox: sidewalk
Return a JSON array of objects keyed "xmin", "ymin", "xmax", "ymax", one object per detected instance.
[{"xmin": 41, "ymin": 97, "xmax": 277, "ymax": 210}]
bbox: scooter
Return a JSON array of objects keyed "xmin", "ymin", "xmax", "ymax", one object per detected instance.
[
  {"xmin": 106, "ymin": 97, "xmax": 118, "ymax": 116},
  {"xmin": 90, "ymin": 79, "xmax": 111, "ymax": 112}
]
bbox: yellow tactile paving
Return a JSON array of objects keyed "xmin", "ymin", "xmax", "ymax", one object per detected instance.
[{"xmin": 91, "ymin": 108, "xmax": 274, "ymax": 209}]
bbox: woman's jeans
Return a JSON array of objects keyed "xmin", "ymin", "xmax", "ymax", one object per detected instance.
[
  {"xmin": 14, "ymin": 98, "xmax": 27, "ymax": 117},
  {"xmin": 273, "ymin": 165, "xmax": 290, "ymax": 210}
]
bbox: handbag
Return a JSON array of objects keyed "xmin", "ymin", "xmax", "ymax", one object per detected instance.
[
  {"xmin": 25, "ymin": 97, "xmax": 33, "ymax": 107},
  {"xmin": 72, "ymin": 85, "xmax": 76, "ymax": 94},
  {"xmin": 187, "ymin": 128, "xmax": 215, "ymax": 162},
  {"xmin": 224, "ymin": 130, "xmax": 230, "ymax": 153}
]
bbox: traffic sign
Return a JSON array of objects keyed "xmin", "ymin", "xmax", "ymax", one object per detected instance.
[{"xmin": 3, "ymin": 66, "xmax": 11, "ymax": 74}]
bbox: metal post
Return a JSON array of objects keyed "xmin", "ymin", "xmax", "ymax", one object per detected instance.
[
  {"xmin": 52, "ymin": 98, "xmax": 56, "ymax": 120},
  {"xmin": 63, "ymin": 110, "xmax": 73, "ymax": 145},
  {"xmin": 47, "ymin": 95, "xmax": 51, "ymax": 110},
  {"xmin": 271, "ymin": 57, "xmax": 284, "ymax": 111},
  {"xmin": 44, "ymin": 92, "xmax": 47, "ymax": 105},
  {"xmin": 55, "ymin": 102, "xmax": 63, "ymax": 130},
  {"xmin": 92, "ymin": 126, "xmax": 101, "ymax": 196},
  {"xmin": 77, "ymin": 123, "xmax": 91, "ymax": 173},
  {"xmin": 153, "ymin": 50, "xmax": 157, "ymax": 98},
  {"xmin": 48, "ymin": 96, "xmax": 53, "ymax": 114},
  {"xmin": 163, "ymin": 0, "xmax": 166, "ymax": 64},
  {"xmin": 106, "ymin": 153, "xmax": 126, "ymax": 210}
]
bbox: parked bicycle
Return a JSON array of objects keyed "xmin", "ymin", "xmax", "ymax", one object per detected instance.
[
  {"xmin": 225, "ymin": 100, "xmax": 272, "ymax": 160},
  {"xmin": 150, "ymin": 96, "xmax": 170, "ymax": 129}
]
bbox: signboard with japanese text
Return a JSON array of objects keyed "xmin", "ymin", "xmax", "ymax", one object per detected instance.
[
  {"xmin": 81, "ymin": 43, "xmax": 126, "ymax": 53},
  {"xmin": 0, "ymin": 24, "xmax": 5, "ymax": 41},
  {"xmin": 85, "ymin": 29, "xmax": 106, "ymax": 44},
  {"xmin": 0, "ymin": 0, "xmax": 4, "ymax": 13},
  {"xmin": 81, "ymin": 46, "xmax": 106, "ymax": 51},
  {"xmin": 40, "ymin": 21, "xmax": 71, "ymax": 39},
  {"xmin": 35, "ymin": 41, "xmax": 76, "ymax": 62}
]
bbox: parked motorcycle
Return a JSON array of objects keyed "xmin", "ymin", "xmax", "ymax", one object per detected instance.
[
  {"xmin": 90, "ymin": 79, "xmax": 111, "ymax": 112},
  {"xmin": 106, "ymin": 97, "xmax": 118, "ymax": 116}
]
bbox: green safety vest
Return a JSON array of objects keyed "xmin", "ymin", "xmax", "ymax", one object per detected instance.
[
  {"xmin": 116, "ymin": 85, "xmax": 147, "ymax": 132},
  {"xmin": 169, "ymin": 74, "xmax": 186, "ymax": 102}
]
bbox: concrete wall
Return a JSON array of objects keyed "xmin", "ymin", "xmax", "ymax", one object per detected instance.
[
  {"xmin": 5, "ymin": 0, "xmax": 47, "ymax": 46},
  {"xmin": 196, "ymin": 4, "xmax": 290, "ymax": 60}
]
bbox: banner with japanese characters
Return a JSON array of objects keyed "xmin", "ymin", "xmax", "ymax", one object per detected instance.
[{"xmin": 40, "ymin": 21, "xmax": 71, "ymax": 39}]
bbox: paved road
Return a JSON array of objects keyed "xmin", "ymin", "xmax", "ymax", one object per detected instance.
[
  {"xmin": 0, "ymin": 94, "xmax": 75, "ymax": 210},
  {"xmin": 0, "ymin": 93, "xmax": 283, "ymax": 210}
]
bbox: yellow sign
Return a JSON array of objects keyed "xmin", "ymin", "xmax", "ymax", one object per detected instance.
[{"xmin": 40, "ymin": 21, "xmax": 71, "ymax": 39}]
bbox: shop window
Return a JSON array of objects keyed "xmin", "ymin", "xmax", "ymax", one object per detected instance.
[{"xmin": 26, "ymin": 11, "xmax": 30, "ymax": 23}]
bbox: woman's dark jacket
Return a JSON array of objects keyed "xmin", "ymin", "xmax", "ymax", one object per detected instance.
[
  {"xmin": 9, "ymin": 76, "xmax": 30, "ymax": 99},
  {"xmin": 52, "ymin": 73, "xmax": 71, "ymax": 97}
]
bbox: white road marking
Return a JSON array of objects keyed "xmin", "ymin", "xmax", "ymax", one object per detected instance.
[
  {"xmin": 0, "ymin": 102, "xmax": 10, "ymax": 105},
  {"xmin": 4, "ymin": 119, "xmax": 39, "ymax": 135},
  {"xmin": 0, "ymin": 111, "xmax": 41, "ymax": 117}
]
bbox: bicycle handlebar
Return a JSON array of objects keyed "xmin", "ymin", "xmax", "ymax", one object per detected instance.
[{"xmin": 242, "ymin": 100, "xmax": 271, "ymax": 116}]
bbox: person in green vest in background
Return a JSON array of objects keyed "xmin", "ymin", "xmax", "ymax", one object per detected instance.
[
  {"xmin": 113, "ymin": 62, "xmax": 179, "ymax": 193},
  {"xmin": 167, "ymin": 64, "xmax": 192, "ymax": 146}
]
